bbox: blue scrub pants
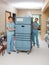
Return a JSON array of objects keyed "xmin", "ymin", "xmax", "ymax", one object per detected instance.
[
  {"xmin": 32, "ymin": 31, "xmax": 39, "ymax": 47},
  {"xmin": 7, "ymin": 34, "xmax": 14, "ymax": 53}
]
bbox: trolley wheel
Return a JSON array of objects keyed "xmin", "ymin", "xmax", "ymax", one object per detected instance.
[
  {"xmin": 27, "ymin": 51, "xmax": 30, "ymax": 54},
  {"xmin": 17, "ymin": 51, "xmax": 19, "ymax": 54},
  {"xmin": 48, "ymin": 45, "xmax": 49, "ymax": 48}
]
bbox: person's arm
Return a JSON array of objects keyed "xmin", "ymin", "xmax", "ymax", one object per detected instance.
[
  {"xmin": 6, "ymin": 23, "xmax": 15, "ymax": 31},
  {"xmin": 7, "ymin": 27, "xmax": 15, "ymax": 31},
  {"xmin": 7, "ymin": 27, "xmax": 12, "ymax": 31},
  {"xmin": 33, "ymin": 26, "xmax": 39, "ymax": 29},
  {"xmin": 33, "ymin": 23, "xmax": 39, "ymax": 30}
]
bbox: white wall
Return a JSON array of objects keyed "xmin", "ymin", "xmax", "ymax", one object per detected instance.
[{"xmin": 0, "ymin": 2, "xmax": 17, "ymax": 33}]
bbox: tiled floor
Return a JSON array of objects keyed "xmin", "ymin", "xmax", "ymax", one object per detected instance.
[{"xmin": 0, "ymin": 36, "xmax": 49, "ymax": 65}]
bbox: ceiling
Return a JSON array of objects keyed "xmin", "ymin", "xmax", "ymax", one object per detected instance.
[
  {"xmin": 0, "ymin": 0, "xmax": 45, "ymax": 2},
  {"xmin": 0, "ymin": 0, "xmax": 45, "ymax": 9}
]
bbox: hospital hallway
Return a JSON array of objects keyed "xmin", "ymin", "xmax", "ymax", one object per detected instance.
[
  {"xmin": 0, "ymin": 35, "xmax": 49, "ymax": 65},
  {"xmin": 0, "ymin": 0, "xmax": 49, "ymax": 65}
]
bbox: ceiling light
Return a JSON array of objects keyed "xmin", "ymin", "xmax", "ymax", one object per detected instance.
[{"xmin": 10, "ymin": 2, "xmax": 43, "ymax": 9}]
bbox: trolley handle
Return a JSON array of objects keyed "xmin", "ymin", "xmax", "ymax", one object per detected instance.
[{"xmin": 21, "ymin": 25, "xmax": 24, "ymax": 27}]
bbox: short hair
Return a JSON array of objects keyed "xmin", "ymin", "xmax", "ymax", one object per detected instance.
[
  {"xmin": 8, "ymin": 16, "xmax": 13, "ymax": 19},
  {"xmin": 35, "ymin": 18, "xmax": 38, "ymax": 20}
]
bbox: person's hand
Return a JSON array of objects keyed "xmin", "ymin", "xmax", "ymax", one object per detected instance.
[{"xmin": 12, "ymin": 28, "xmax": 16, "ymax": 30}]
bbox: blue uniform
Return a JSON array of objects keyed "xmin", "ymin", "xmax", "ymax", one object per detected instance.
[
  {"xmin": 32, "ymin": 22, "xmax": 39, "ymax": 47},
  {"xmin": 6, "ymin": 22, "xmax": 15, "ymax": 53}
]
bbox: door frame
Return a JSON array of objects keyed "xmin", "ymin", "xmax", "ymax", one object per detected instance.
[{"xmin": 5, "ymin": 11, "xmax": 11, "ymax": 32}]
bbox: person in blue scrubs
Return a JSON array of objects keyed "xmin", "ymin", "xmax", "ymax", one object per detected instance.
[
  {"xmin": 6, "ymin": 16, "xmax": 15, "ymax": 54},
  {"xmin": 32, "ymin": 18, "xmax": 39, "ymax": 48}
]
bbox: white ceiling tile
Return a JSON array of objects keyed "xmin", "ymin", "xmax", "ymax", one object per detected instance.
[{"xmin": 0, "ymin": 0, "xmax": 45, "ymax": 9}]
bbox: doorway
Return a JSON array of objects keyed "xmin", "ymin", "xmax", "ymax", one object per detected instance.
[
  {"xmin": 5, "ymin": 11, "xmax": 11, "ymax": 31},
  {"xmin": 32, "ymin": 14, "xmax": 41, "ymax": 33},
  {"xmin": 13, "ymin": 13, "xmax": 16, "ymax": 23}
]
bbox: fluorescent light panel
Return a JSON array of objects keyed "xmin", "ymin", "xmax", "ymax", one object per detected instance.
[{"xmin": 10, "ymin": 2, "xmax": 43, "ymax": 9}]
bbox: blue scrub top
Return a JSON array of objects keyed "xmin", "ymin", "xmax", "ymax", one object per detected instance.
[
  {"xmin": 33, "ymin": 22, "xmax": 39, "ymax": 33},
  {"xmin": 6, "ymin": 22, "xmax": 15, "ymax": 35}
]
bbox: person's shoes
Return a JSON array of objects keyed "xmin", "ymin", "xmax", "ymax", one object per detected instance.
[
  {"xmin": 8, "ymin": 52, "xmax": 11, "ymax": 54},
  {"xmin": 13, "ymin": 50, "xmax": 16, "ymax": 52},
  {"xmin": 11, "ymin": 50, "xmax": 16, "ymax": 52}
]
